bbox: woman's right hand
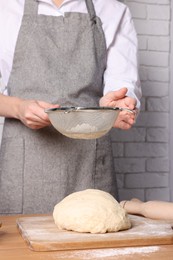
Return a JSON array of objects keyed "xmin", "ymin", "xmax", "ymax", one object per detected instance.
[{"xmin": 17, "ymin": 99, "xmax": 59, "ymax": 130}]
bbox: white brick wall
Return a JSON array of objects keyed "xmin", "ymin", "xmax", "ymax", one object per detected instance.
[
  {"xmin": 114, "ymin": 0, "xmax": 171, "ymax": 201},
  {"xmin": 0, "ymin": 0, "xmax": 172, "ymax": 202}
]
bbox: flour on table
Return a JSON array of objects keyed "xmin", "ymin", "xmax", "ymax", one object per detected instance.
[{"xmin": 53, "ymin": 189, "xmax": 131, "ymax": 234}]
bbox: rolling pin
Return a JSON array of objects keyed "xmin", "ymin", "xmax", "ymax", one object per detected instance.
[{"xmin": 120, "ymin": 199, "xmax": 173, "ymax": 220}]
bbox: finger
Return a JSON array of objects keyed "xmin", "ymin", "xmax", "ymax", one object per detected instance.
[
  {"xmin": 115, "ymin": 115, "xmax": 135, "ymax": 129},
  {"xmin": 105, "ymin": 87, "xmax": 128, "ymax": 101},
  {"xmin": 23, "ymin": 118, "xmax": 51, "ymax": 129},
  {"xmin": 38, "ymin": 101, "xmax": 60, "ymax": 109},
  {"xmin": 124, "ymin": 97, "xmax": 137, "ymax": 110},
  {"xmin": 22, "ymin": 110, "xmax": 50, "ymax": 126},
  {"xmin": 114, "ymin": 120, "xmax": 132, "ymax": 130},
  {"xmin": 114, "ymin": 111, "xmax": 135, "ymax": 129},
  {"xmin": 33, "ymin": 110, "xmax": 50, "ymax": 123},
  {"xmin": 122, "ymin": 116, "xmax": 135, "ymax": 126},
  {"xmin": 36, "ymin": 101, "xmax": 60, "ymax": 121},
  {"xmin": 119, "ymin": 110, "xmax": 136, "ymax": 122}
]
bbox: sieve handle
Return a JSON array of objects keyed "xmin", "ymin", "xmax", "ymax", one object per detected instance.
[{"xmin": 119, "ymin": 108, "xmax": 136, "ymax": 114}]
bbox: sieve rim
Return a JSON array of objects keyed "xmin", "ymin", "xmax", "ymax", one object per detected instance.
[{"xmin": 45, "ymin": 106, "xmax": 121, "ymax": 113}]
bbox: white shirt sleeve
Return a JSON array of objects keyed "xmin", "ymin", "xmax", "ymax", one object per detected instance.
[
  {"xmin": 0, "ymin": 75, "xmax": 8, "ymax": 95},
  {"xmin": 103, "ymin": 7, "xmax": 141, "ymax": 109}
]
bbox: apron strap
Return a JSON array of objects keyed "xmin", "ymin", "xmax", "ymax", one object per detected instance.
[
  {"xmin": 85, "ymin": 0, "xmax": 97, "ymax": 22},
  {"xmin": 23, "ymin": 0, "xmax": 38, "ymax": 16}
]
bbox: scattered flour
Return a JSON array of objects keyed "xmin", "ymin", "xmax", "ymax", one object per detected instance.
[{"xmin": 50, "ymin": 246, "xmax": 161, "ymax": 259}]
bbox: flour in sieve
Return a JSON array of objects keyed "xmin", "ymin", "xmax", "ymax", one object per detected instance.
[{"xmin": 69, "ymin": 123, "xmax": 98, "ymax": 133}]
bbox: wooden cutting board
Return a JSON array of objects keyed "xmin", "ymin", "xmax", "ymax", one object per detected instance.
[{"xmin": 16, "ymin": 215, "xmax": 173, "ymax": 252}]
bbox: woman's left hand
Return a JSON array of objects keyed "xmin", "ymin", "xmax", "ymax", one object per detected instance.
[{"xmin": 99, "ymin": 87, "xmax": 137, "ymax": 130}]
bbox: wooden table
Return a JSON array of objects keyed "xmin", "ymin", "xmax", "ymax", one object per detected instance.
[{"xmin": 1, "ymin": 214, "xmax": 173, "ymax": 260}]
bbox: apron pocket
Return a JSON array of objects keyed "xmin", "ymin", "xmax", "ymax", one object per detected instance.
[{"xmin": 0, "ymin": 137, "xmax": 24, "ymax": 214}]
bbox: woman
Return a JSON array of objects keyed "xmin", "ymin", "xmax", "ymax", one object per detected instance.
[{"xmin": 0, "ymin": 0, "xmax": 141, "ymax": 214}]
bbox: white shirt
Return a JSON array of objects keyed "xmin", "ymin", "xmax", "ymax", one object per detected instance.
[{"xmin": 0, "ymin": 0, "xmax": 141, "ymax": 107}]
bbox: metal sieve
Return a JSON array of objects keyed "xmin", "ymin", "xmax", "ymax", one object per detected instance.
[{"xmin": 45, "ymin": 107, "xmax": 134, "ymax": 139}]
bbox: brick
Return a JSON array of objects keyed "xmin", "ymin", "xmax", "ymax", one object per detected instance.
[
  {"xmin": 136, "ymin": 112, "xmax": 169, "ymax": 127},
  {"xmin": 139, "ymin": 67, "xmax": 147, "ymax": 81},
  {"xmin": 134, "ymin": 19, "xmax": 169, "ymax": 36},
  {"xmin": 147, "ymin": 97, "xmax": 169, "ymax": 112},
  {"xmin": 114, "ymin": 158, "xmax": 146, "ymax": 173},
  {"xmin": 147, "ymin": 157, "xmax": 169, "ymax": 172},
  {"xmin": 127, "ymin": 3, "xmax": 147, "ymax": 19},
  {"xmin": 139, "ymin": 51, "xmax": 169, "ymax": 67},
  {"xmin": 140, "ymin": 97, "xmax": 146, "ymax": 111},
  {"xmin": 111, "ymin": 128, "xmax": 146, "ymax": 142},
  {"xmin": 147, "ymin": 5, "xmax": 170, "ymax": 20},
  {"xmin": 125, "ymin": 143, "xmax": 168, "ymax": 157},
  {"xmin": 146, "ymin": 188, "xmax": 170, "ymax": 201},
  {"xmin": 138, "ymin": 36, "xmax": 147, "ymax": 50},
  {"xmin": 116, "ymin": 174, "xmax": 124, "ymax": 189},
  {"xmin": 111, "ymin": 142, "xmax": 124, "ymax": 157},
  {"xmin": 142, "ymin": 82, "xmax": 169, "ymax": 97},
  {"xmin": 118, "ymin": 188, "xmax": 145, "ymax": 202},
  {"xmin": 147, "ymin": 128, "xmax": 169, "ymax": 142},
  {"xmin": 147, "ymin": 67, "xmax": 170, "ymax": 82},
  {"xmin": 125, "ymin": 173, "xmax": 169, "ymax": 188},
  {"xmin": 148, "ymin": 37, "xmax": 170, "ymax": 52}
]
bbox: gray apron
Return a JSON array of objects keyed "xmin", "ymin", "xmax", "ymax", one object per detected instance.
[{"xmin": 0, "ymin": 0, "xmax": 118, "ymax": 214}]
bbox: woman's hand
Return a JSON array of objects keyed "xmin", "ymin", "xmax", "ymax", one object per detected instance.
[
  {"xmin": 99, "ymin": 87, "xmax": 137, "ymax": 130},
  {"xmin": 17, "ymin": 99, "xmax": 59, "ymax": 130}
]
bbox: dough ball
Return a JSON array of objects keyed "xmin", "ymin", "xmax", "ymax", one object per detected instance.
[{"xmin": 53, "ymin": 189, "xmax": 131, "ymax": 234}]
